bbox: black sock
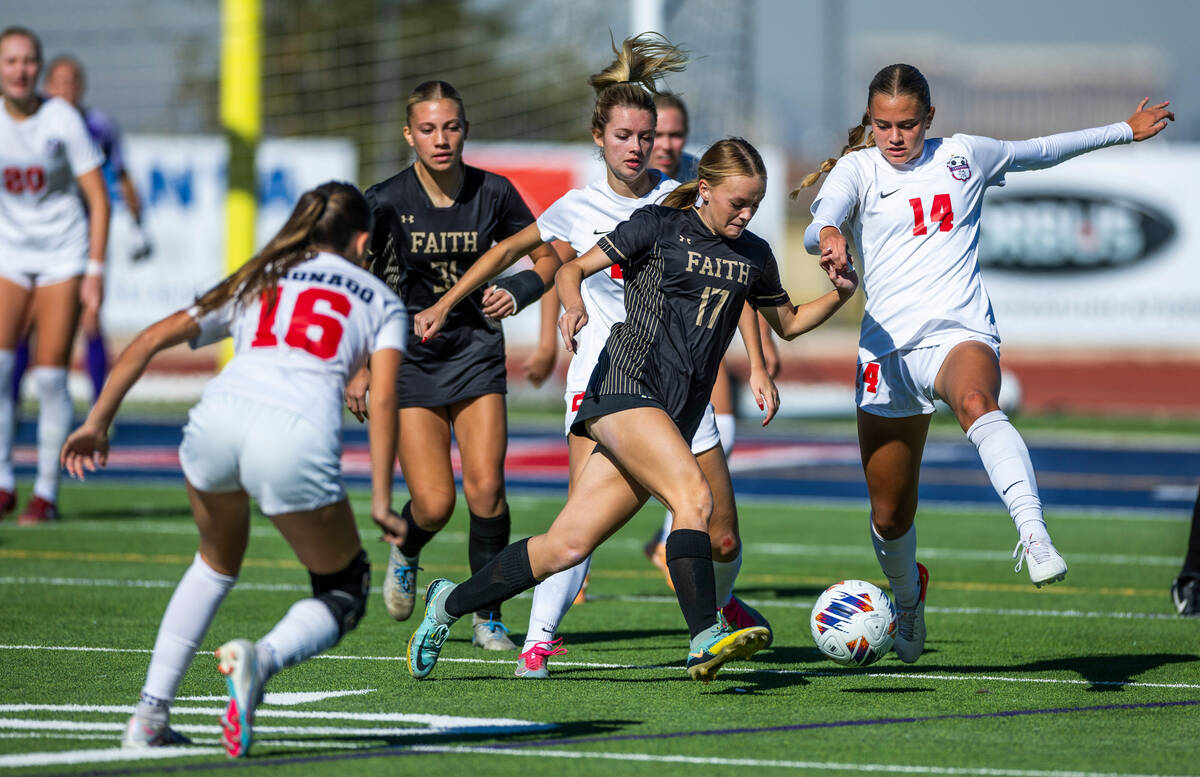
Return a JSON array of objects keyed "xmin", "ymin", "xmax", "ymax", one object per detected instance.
[
  {"xmin": 1182, "ymin": 491, "xmax": 1200, "ymax": 579},
  {"xmin": 445, "ymin": 538, "xmax": 535, "ymax": 619},
  {"xmin": 469, "ymin": 506, "xmax": 512, "ymax": 619},
  {"xmin": 398, "ymin": 501, "xmax": 437, "ymax": 559},
  {"xmin": 665, "ymin": 529, "xmax": 717, "ymax": 639}
]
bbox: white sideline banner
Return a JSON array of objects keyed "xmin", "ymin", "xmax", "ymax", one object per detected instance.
[
  {"xmin": 101, "ymin": 136, "xmax": 357, "ymax": 335},
  {"xmin": 979, "ymin": 144, "xmax": 1200, "ymax": 348}
]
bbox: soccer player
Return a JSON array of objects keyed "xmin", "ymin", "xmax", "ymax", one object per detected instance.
[
  {"xmin": 61, "ymin": 182, "xmax": 408, "ymax": 758},
  {"xmin": 346, "ymin": 80, "xmax": 560, "ymax": 651},
  {"xmin": 0, "ymin": 27, "xmax": 110, "ymax": 524},
  {"xmin": 1172, "ymin": 489, "xmax": 1200, "ymax": 617},
  {"xmin": 799, "ymin": 63, "xmax": 1174, "ymax": 662},
  {"xmin": 413, "ymin": 35, "xmax": 774, "ymax": 679},
  {"xmin": 642, "ymin": 91, "xmax": 781, "ymax": 589},
  {"xmin": 408, "ymin": 137, "xmax": 857, "ymax": 683}
]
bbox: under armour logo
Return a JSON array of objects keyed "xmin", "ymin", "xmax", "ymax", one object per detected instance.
[
  {"xmin": 679, "ymin": 234, "xmax": 692, "ymax": 244},
  {"xmin": 400, "ymin": 215, "xmax": 415, "ymax": 224}
]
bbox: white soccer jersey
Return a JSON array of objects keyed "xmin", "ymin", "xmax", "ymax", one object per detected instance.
[
  {"xmin": 189, "ymin": 252, "xmax": 408, "ymax": 431},
  {"xmin": 0, "ymin": 97, "xmax": 103, "ymax": 270},
  {"xmin": 536, "ymin": 170, "xmax": 680, "ymax": 390},
  {"xmin": 805, "ymin": 122, "xmax": 1133, "ymax": 360}
]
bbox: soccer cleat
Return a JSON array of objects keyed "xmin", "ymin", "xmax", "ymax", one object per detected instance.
[
  {"xmin": 17, "ymin": 495, "xmax": 58, "ymax": 525},
  {"xmin": 215, "ymin": 639, "xmax": 261, "ymax": 758},
  {"xmin": 121, "ymin": 715, "xmax": 192, "ymax": 749},
  {"xmin": 893, "ymin": 562, "xmax": 929, "ymax": 663},
  {"xmin": 514, "ymin": 638, "xmax": 568, "ymax": 679},
  {"xmin": 382, "ymin": 546, "xmax": 421, "ymax": 621},
  {"xmin": 572, "ymin": 573, "xmax": 590, "ymax": 604},
  {"xmin": 1171, "ymin": 574, "xmax": 1200, "ymax": 617},
  {"xmin": 720, "ymin": 596, "xmax": 773, "ymax": 648},
  {"xmin": 685, "ymin": 616, "xmax": 770, "ymax": 684},
  {"xmin": 407, "ymin": 578, "xmax": 458, "ymax": 679},
  {"xmin": 472, "ymin": 613, "xmax": 517, "ymax": 650},
  {"xmin": 0, "ymin": 489, "xmax": 15, "ymax": 519},
  {"xmin": 1012, "ymin": 536, "xmax": 1068, "ymax": 587},
  {"xmin": 643, "ymin": 538, "xmax": 675, "ymax": 591}
]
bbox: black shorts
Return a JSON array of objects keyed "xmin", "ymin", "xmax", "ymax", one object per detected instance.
[
  {"xmin": 569, "ymin": 391, "xmax": 707, "ymax": 444},
  {"xmin": 397, "ymin": 324, "xmax": 507, "ymax": 408}
]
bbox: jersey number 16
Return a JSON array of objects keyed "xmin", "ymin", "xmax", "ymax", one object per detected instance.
[{"xmin": 252, "ymin": 287, "xmax": 350, "ymax": 359}]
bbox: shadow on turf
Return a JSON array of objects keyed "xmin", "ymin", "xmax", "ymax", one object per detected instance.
[
  {"xmin": 732, "ymin": 584, "xmax": 828, "ymax": 598},
  {"xmin": 899, "ymin": 652, "xmax": 1198, "ymax": 692}
]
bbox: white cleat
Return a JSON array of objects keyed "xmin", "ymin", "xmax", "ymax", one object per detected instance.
[
  {"xmin": 1013, "ymin": 536, "xmax": 1068, "ymax": 588},
  {"xmin": 215, "ymin": 638, "xmax": 262, "ymax": 758},
  {"xmin": 472, "ymin": 613, "xmax": 518, "ymax": 650},
  {"xmin": 383, "ymin": 546, "xmax": 421, "ymax": 621},
  {"xmin": 121, "ymin": 714, "xmax": 191, "ymax": 749},
  {"xmin": 893, "ymin": 562, "xmax": 929, "ymax": 663}
]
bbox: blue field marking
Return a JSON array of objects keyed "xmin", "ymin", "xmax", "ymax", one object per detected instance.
[{"xmin": 17, "ymin": 420, "xmax": 1198, "ymax": 514}]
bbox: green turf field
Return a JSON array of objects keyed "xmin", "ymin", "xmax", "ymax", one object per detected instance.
[{"xmin": 0, "ymin": 482, "xmax": 1196, "ymax": 776}]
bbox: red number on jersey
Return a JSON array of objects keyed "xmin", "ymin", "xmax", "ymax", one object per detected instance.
[
  {"xmin": 861, "ymin": 362, "xmax": 881, "ymax": 394},
  {"xmin": 571, "ymin": 391, "xmax": 585, "ymax": 411},
  {"xmin": 251, "ymin": 286, "xmax": 351, "ymax": 359},
  {"xmin": 2, "ymin": 166, "xmax": 47, "ymax": 194},
  {"xmin": 909, "ymin": 194, "xmax": 954, "ymax": 235},
  {"xmin": 609, "ymin": 264, "xmax": 624, "ymax": 279}
]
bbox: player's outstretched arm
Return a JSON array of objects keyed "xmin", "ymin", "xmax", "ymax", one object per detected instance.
[
  {"xmin": 760, "ymin": 266, "xmax": 858, "ymax": 342},
  {"xmin": 481, "ymin": 240, "xmax": 563, "ymax": 319},
  {"xmin": 1126, "ymin": 98, "xmax": 1174, "ymax": 141},
  {"xmin": 736, "ymin": 302, "xmax": 779, "ymax": 426},
  {"xmin": 366, "ymin": 347, "xmax": 407, "ymax": 545},
  {"xmin": 413, "ymin": 223, "xmax": 546, "ymax": 341},
  {"xmin": 61, "ymin": 310, "xmax": 199, "ymax": 479},
  {"xmin": 554, "ymin": 244, "xmax": 613, "ymax": 354}
]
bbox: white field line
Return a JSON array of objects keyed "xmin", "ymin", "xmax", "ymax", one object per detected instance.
[
  {"xmin": 0, "ymin": 578, "xmax": 1180, "ymax": 621},
  {"xmin": 0, "ymin": 705, "xmax": 550, "ymax": 729},
  {"xmin": 0, "ymin": 745, "xmax": 218, "ymax": 768},
  {"xmin": 0, "ymin": 718, "xmax": 542, "ymax": 738},
  {"xmin": 1, "ymin": 647, "xmax": 1196, "ymax": 691},
  {"xmin": 407, "ymin": 745, "xmax": 1199, "ymax": 777}
]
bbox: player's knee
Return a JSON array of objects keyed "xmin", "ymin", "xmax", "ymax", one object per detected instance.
[
  {"xmin": 673, "ymin": 479, "xmax": 712, "ymax": 528},
  {"xmin": 410, "ymin": 491, "xmax": 455, "ymax": 528},
  {"xmin": 871, "ymin": 509, "xmax": 914, "ymax": 540},
  {"xmin": 955, "ymin": 390, "xmax": 998, "ymax": 430},
  {"xmin": 311, "ymin": 549, "xmax": 370, "ymax": 639},
  {"xmin": 542, "ymin": 536, "xmax": 589, "ymax": 574},
  {"xmin": 711, "ymin": 531, "xmax": 740, "ymax": 560},
  {"xmin": 462, "ymin": 474, "xmax": 504, "ymax": 516}
]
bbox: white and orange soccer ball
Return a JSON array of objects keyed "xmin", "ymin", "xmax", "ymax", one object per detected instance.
[{"xmin": 810, "ymin": 580, "xmax": 897, "ymax": 667}]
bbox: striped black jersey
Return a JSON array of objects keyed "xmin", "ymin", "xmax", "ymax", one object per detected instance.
[
  {"xmin": 364, "ymin": 164, "xmax": 535, "ymax": 337},
  {"xmin": 595, "ymin": 205, "xmax": 789, "ymax": 408}
]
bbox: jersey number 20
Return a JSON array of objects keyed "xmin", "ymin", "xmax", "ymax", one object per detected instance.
[{"xmin": 252, "ymin": 287, "xmax": 350, "ymax": 359}]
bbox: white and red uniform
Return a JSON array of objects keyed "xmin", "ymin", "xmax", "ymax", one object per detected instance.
[
  {"xmin": 0, "ymin": 96, "xmax": 103, "ymax": 286},
  {"xmin": 535, "ymin": 171, "xmax": 719, "ymax": 452},
  {"xmin": 180, "ymin": 252, "xmax": 407, "ymax": 514},
  {"xmin": 805, "ymin": 123, "xmax": 1133, "ymax": 414}
]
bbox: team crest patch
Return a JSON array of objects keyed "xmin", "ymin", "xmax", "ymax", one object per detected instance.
[{"xmin": 947, "ymin": 155, "xmax": 971, "ymax": 182}]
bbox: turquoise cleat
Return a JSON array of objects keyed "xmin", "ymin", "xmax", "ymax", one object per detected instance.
[{"xmin": 407, "ymin": 579, "xmax": 458, "ymax": 679}]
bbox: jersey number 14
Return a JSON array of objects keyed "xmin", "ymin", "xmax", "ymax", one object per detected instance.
[{"xmin": 908, "ymin": 194, "xmax": 954, "ymax": 235}]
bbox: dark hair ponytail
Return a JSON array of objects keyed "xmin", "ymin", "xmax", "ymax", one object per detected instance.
[{"xmin": 194, "ymin": 181, "xmax": 369, "ymax": 314}]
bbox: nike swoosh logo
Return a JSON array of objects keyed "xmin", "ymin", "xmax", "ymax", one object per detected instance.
[
  {"xmin": 880, "ymin": 189, "xmax": 900, "ymax": 198},
  {"xmin": 688, "ymin": 651, "xmax": 706, "ymax": 659},
  {"xmin": 411, "ymin": 646, "xmax": 431, "ymax": 673},
  {"xmin": 593, "ymin": 229, "xmax": 610, "ymax": 235},
  {"xmin": 1002, "ymin": 481, "xmax": 1023, "ymax": 495}
]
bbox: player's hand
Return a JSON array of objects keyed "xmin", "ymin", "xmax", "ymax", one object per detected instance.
[
  {"xmin": 832, "ymin": 262, "xmax": 859, "ymax": 299},
  {"xmin": 413, "ymin": 304, "xmax": 449, "ymax": 343},
  {"xmin": 371, "ymin": 506, "xmax": 408, "ymax": 546},
  {"xmin": 558, "ymin": 304, "xmax": 588, "ymax": 354},
  {"xmin": 748, "ymin": 364, "xmax": 779, "ymax": 427},
  {"xmin": 1127, "ymin": 98, "xmax": 1174, "ymax": 141},
  {"xmin": 481, "ymin": 286, "xmax": 517, "ymax": 319},
  {"xmin": 60, "ymin": 422, "xmax": 110, "ymax": 480},
  {"xmin": 522, "ymin": 344, "xmax": 557, "ymax": 388},
  {"xmin": 80, "ymin": 275, "xmax": 104, "ymax": 315},
  {"xmin": 345, "ymin": 366, "xmax": 371, "ymax": 422},
  {"xmin": 818, "ymin": 225, "xmax": 851, "ymax": 279}
]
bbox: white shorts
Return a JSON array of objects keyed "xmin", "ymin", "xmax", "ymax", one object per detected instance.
[
  {"xmin": 179, "ymin": 393, "xmax": 346, "ymax": 515},
  {"xmin": 857, "ymin": 334, "xmax": 1000, "ymax": 418},
  {"xmin": 564, "ymin": 388, "xmax": 720, "ymax": 454},
  {"xmin": 0, "ymin": 257, "xmax": 87, "ymax": 289}
]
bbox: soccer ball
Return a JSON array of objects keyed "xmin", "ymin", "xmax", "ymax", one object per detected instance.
[{"xmin": 810, "ymin": 580, "xmax": 897, "ymax": 667}]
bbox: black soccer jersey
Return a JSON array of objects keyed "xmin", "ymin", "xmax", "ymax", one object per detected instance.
[
  {"xmin": 364, "ymin": 164, "xmax": 535, "ymax": 406},
  {"xmin": 579, "ymin": 205, "xmax": 789, "ymax": 434}
]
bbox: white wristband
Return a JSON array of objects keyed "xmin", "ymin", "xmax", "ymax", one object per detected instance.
[{"xmin": 85, "ymin": 259, "xmax": 104, "ymax": 278}]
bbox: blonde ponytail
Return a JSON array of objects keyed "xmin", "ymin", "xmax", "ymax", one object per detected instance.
[
  {"xmin": 661, "ymin": 180, "xmax": 700, "ymax": 210},
  {"xmin": 589, "ymin": 32, "xmax": 688, "ymax": 134},
  {"xmin": 790, "ymin": 112, "xmax": 875, "ymax": 197}
]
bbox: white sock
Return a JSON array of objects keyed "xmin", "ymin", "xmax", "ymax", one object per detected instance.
[
  {"xmin": 713, "ymin": 549, "xmax": 742, "ymax": 608},
  {"xmin": 522, "ymin": 554, "xmax": 592, "ymax": 653},
  {"xmin": 871, "ymin": 519, "xmax": 920, "ymax": 608},
  {"xmin": 32, "ymin": 366, "xmax": 72, "ymax": 502},
  {"xmin": 658, "ymin": 510, "xmax": 674, "ymax": 543},
  {"xmin": 715, "ymin": 413, "xmax": 736, "ymax": 456},
  {"xmin": 966, "ymin": 410, "xmax": 1050, "ymax": 545},
  {"xmin": 0, "ymin": 351, "xmax": 14, "ymax": 491},
  {"xmin": 256, "ymin": 598, "xmax": 340, "ymax": 686},
  {"xmin": 141, "ymin": 553, "xmax": 236, "ymax": 705}
]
